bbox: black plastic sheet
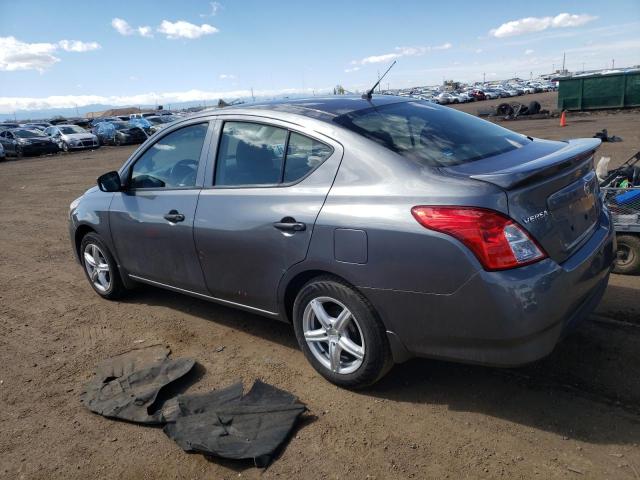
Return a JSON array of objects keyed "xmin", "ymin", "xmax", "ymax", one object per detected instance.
[{"xmin": 163, "ymin": 380, "xmax": 306, "ymax": 467}]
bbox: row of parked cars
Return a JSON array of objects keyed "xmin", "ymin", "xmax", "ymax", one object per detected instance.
[
  {"xmin": 0, "ymin": 111, "xmax": 178, "ymax": 159},
  {"xmin": 394, "ymin": 81, "xmax": 557, "ymax": 105}
]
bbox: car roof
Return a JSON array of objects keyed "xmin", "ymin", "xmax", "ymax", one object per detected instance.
[{"xmin": 189, "ymin": 95, "xmax": 414, "ymax": 122}]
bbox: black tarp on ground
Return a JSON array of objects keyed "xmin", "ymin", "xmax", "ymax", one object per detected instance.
[
  {"xmin": 81, "ymin": 344, "xmax": 195, "ymax": 424},
  {"xmin": 81, "ymin": 346, "xmax": 306, "ymax": 467},
  {"xmin": 163, "ymin": 380, "xmax": 306, "ymax": 467}
]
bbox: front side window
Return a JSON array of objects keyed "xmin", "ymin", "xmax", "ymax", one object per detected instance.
[
  {"xmin": 130, "ymin": 123, "xmax": 208, "ymax": 189},
  {"xmin": 215, "ymin": 122, "xmax": 287, "ymax": 186}
]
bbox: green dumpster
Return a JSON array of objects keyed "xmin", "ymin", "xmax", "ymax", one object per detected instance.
[{"xmin": 558, "ymin": 71, "xmax": 640, "ymax": 111}]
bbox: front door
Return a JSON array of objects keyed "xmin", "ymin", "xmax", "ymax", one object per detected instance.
[
  {"xmin": 194, "ymin": 119, "xmax": 342, "ymax": 314},
  {"xmin": 109, "ymin": 121, "xmax": 211, "ymax": 292}
]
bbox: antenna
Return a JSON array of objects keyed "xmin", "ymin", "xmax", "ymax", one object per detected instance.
[{"xmin": 362, "ymin": 60, "xmax": 396, "ymax": 100}]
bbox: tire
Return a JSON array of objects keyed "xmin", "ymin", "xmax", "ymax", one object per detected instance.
[
  {"xmin": 528, "ymin": 101, "xmax": 541, "ymax": 115},
  {"xmin": 61, "ymin": 141, "xmax": 69, "ymax": 152},
  {"xmin": 613, "ymin": 235, "xmax": 640, "ymax": 275},
  {"xmin": 15, "ymin": 146, "xmax": 23, "ymax": 158},
  {"xmin": 79, "ymin": 232, "xmax": 126, "ymax": 299},
  {"xmin": 292, "ymin": 276, "xmax": 392, "ymax": 388},
  {"xmin": 114, "ymin": 136, "xmax": 122, "ymax": 146},
  {"xmin": 496, "ymin": 103, "xmax": 513, "ymax": 116}
]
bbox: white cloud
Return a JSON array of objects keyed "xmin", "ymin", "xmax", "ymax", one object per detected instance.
[
  {"xmin": 475, "ymin": 48, "xmax": 483, "ymax": 54},
  {"xmin": 111, "ymin": 18, "xmax": 134, "ymax": 36},
  {"xmin": 525, "ymin": 49, "xmax": 534, "ymax": 55},
  {"xmin": 344, "ymin": 66, "xmax": 360, "ymax": 73},
  {"xmin": 112, "ymin": 18, "xmax": 154, "ymax": 38},
  {"xmin": 157, "ymin": 20, "xmax": 219, "ymax": 39},
  {"xmin": 58, "ymin": 40, "xmax": 101, "ymax": 52},
  {"xmin": 137, "ymin": 26, "xmax": 153, "ymax": 38},
  {"xmin": 218, "ymin": 74, "xmax": 236, "ymax": 79},
  {"xmin": 0, "ymin": 36, "xmax": 99, "ymax": 73},
  {"xmin": 490, "ymin": 13, "xmax": 597, "ymax": 38},
  {"xmin": 200, "ymin": 1, "xmax": 223, "ymax": 17},
  {"xmin": 351, "ymin": 42, "xmax": 452, "ymax": 66}
]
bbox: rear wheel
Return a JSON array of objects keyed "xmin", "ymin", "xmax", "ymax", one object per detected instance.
[
  {"xmin": 80, "ymin": 232, "xmax": 125, "ymax": 299},
  {"xmin": 614, "ymin": 234, "xmax": 640, "ymax": 275},
  {"xmin": 61, "ymin": 141, "xmax": 69, "ymax": 152},
  {"xmin": 293, "ymin": 277, "xmax": 392, "ymax": 388},
  {"xmin": 15, "ymin": 145, "xmax": 23, "ymax": 158}
]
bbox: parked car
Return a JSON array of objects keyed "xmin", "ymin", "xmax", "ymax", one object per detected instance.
[
  {"xmin": 69, "ymin": 96, "xmax": 615, "ymax": 388},
  {"xmin": 483, "ymin": 89, "xmax": 501, "ymax": 99},
  {"xmin": 92, "ymin": 121, "xmax": 148, "ymax": 146},
  {"xmin": 436, "ymin": 92, "xmax": 454, "ymax": 104},
  {"xmin": 0, "ymin": 142, "xmax": 5, "ymax": 160},
  {"xmin": 0, "ymin": 122, "xmax": 20, "ymax": 133},
  {"xmin": 469, "ymin": 89, "xmax": 486, "ymax": 101},
  {"xmin": 145, "ymin": 115, "xmax": 178, "ymax": 134},
  {"xmin": 44, "ymin": 125, "xmax": 99, "ymax": 152},
  {"xmin": 20, "ymin": 122, "xmax": 52, "ymax": 131},
  {"xmin": 0, "ymin": 128, "xmax": 59, "ymax": 157}
]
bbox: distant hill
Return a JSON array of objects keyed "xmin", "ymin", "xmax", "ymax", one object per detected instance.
[{"xmin": 0, "ymin": 99, "xmax": 232, "ymax": 122}]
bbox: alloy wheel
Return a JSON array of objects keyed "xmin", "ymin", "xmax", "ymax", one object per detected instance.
[
  {"xmin": 302, "ymin": 296, "xmax": 365, "ymax": 375},
  {"xmin": 83, "ymin": 243, "xmax": 111, "ymax": 293}
]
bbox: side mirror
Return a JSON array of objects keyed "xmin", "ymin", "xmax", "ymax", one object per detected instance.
[{"xmin": 97, "ymin": 171, "xmax": 122, "ymax": 192}]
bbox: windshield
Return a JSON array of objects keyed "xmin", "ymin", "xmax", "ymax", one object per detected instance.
[
  {"xmin": 333, "ymin": 101, "xmax": 530, "ymax": 167},
  {"xmin": 14, "ymin": 129, "xmax": 46, "ymax": 138},
  {"xmin": 60, "ymin": 126, "xmax": 85, "ymax": 134}
]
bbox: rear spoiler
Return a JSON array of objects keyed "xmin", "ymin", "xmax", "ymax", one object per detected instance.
[{"xmin": 469, "ymin": 138, "xmax": 601, "ymax": 189}]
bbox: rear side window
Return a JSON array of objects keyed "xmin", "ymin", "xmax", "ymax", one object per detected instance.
[
  {"xmin": 334, "ymin": 101, "xmax": 530, "ymax": 167},
  {"xmin": 215, "ymin": 122, "xmax": 332, "ymax": 186},
  {"xmin": 284, "ymin": 133, "xmax": 333, "ymax": 183}
]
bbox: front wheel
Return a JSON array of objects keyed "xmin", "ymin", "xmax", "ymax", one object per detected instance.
[
  {"xmin": 293, "ymin": 277, "xmax": 392, "ymax": 388},
  {"xmin": 15, "ymin": 145, "xmax": 23, "ymax": 158},
  {"xmin": 614, "ymin": 234, "xmax": 640, "ymax": 275},
  {"xmin": 80, "ymin": 233, "xmax": 126, "ymax": 299},
  {"xmin": 61, "ymin": 141, "xmax": 69, "ymax": 152}
]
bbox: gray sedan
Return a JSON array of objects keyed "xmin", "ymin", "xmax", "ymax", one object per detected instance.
[{"xmin": 69, "ymin": 96, "xmax": 615, "ymax": 388}]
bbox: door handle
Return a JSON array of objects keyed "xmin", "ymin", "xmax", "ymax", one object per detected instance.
[
  {"xmin": 164, "ymin": 210, "xmax": 185, "ymax": 223},
  {"xmin": 273, "ymin": 218, "xmax": 306, "ymax": 232}
]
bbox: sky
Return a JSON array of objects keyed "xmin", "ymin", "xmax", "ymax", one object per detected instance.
[{"xmin": 0, "ymin": 0, "xmax": 639, "ymax": 113}]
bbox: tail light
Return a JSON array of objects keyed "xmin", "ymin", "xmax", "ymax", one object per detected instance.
[{"xmin": 411, "ymin": 206, "xmax": 547, "ymax": 271}]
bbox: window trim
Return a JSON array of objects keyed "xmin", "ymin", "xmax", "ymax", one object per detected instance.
[
  {"xmin": 123, "ymin": 121, "xmax": 212, "ymax": 192},
  {"xmin": 211, "ymin": 119, "xmax": 334, "ymax": 190}
]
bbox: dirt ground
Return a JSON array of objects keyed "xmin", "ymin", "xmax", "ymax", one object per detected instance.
[{"xmin": 1, "ymin": 96, "xmax": 639, "ymax": 480}]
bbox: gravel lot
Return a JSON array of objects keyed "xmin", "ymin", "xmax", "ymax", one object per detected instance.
[{"xmin": 1, "ymin": 95, "xmax": 639, "ymax": 479}]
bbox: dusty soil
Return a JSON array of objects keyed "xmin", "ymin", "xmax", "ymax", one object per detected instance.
[{"xmin": 1, "ymin": 101, "xmax": 639, "ymax": 480}]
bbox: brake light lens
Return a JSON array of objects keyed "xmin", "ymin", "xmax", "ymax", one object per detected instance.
[{"xmin": 411, "ymin": 206, "xmax": 547, "ymax": 271}]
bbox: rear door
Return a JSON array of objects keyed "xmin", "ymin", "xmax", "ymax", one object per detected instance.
[
  {"xmin": 109, "ymin": 121, "xmax": 213, "ymax": 292},
  {"xmin": 194, "ymin": 117, "xmax": 343, "ymax": 314}
]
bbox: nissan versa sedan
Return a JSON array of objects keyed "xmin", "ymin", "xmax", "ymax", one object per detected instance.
[{"xmin": 69, "ymin": 96, "xmax": 615, "ymax": 388}]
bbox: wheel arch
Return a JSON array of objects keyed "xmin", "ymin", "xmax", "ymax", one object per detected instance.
[
  {"xmin": 74, "ymin": 224, "xmax": 96, "ymax": 260},
  {"xmin": 280, "ymin": 268, "xmax": 412, "ymax": 364}
]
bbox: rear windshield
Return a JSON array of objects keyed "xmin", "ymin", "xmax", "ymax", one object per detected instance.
[{"xmin": 334, "ymin": 101, "xmax": 530, "ymax": 167}]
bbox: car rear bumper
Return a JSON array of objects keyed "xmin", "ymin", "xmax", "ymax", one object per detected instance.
[{"xmin": 364, "ymin": 209, "xmax": 616, "ymax": 366}]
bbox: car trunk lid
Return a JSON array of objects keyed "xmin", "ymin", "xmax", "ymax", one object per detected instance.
[{"xmin": 445, "ymin": 138, "xmax": 601, "ymax": 263}]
